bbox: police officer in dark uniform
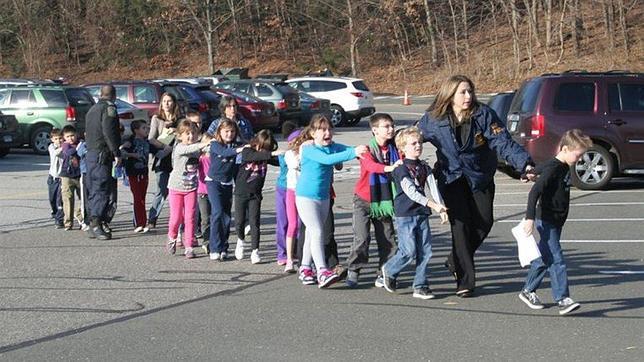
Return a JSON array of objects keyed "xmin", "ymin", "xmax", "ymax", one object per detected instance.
[
  {"xmin": 418, "ymin": 75, "xmax": 534, "ymax": 298},
  {"xmin": 85, "ymin": 85, "xmax": 121, "ymax": 240}
]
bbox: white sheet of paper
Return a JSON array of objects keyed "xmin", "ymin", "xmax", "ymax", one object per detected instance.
[{"xmin": 511, "ymin": 220, "xmax": 542, "ymax": 267}]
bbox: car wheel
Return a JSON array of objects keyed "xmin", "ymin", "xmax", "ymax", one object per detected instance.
[
  {"xmin": 31, "ymin": 125, "xmax": 52, "ymax": 155},
  {"xmin": 571, "ymin": 145, "xmax": 614, "ymax": 190},
  {"xmin": 0, "ymin": 147, "xmax": 9, "ymax": 158},
  {"xmin": 329, "ymin": 105, "xmax": 346, "ymax": 127}
]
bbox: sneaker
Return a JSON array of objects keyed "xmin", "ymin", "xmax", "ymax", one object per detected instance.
[
  {"xmin": 277, "ymin": 259, "xmax": 287, "ymax": 266},
  {"xmin": 146, "ymin": 221, "xmax": 156, "ymax": 230},
  {"xmin": 244, "ymin": 224, "xmax": 251, "ymax": 236},
  {"xmin": 374, "ymin": 275, "xmax": 384, "ymax": 288},
  {"xmin": 456, "ymin": 289, "xmax": 473, "ymax": 298},
  {"xmin": 55, "ymin": 223, "xmax": 64, "ymax": 229},
  {"xmin": 185, "ymin": 248, "xmax": 196, "ymax": 259},
  {"xmin": 318, "ymin": 269, "xmax": 340, "ymax": 289},
  {"xmin": 250, "ymin": 249, "xmax": 261, "ymax": 264},
  {"xmin": 101, "ymin": 222, "xmax": 112, "ymax": 234},
  {"xmin": 209, "ymin": 252, "xmax": 221, "ymax": 261},
  {"xmin": 134, "ymin": 226, "xmax": 145, "ymax": 233},
  {"xmin": 235, "ymin": 239, "xmax": 245, "ymax": 260},
  {"xmin": 298, "ymin": 267, "xmax": 317, "ymax": 285},
  {"xmin": 81, "ymin": 223, "xmax": 90, "ymax": 232},
  {"xmin": 220, "ymin": 251, "xmax": 228, "ymax": 260},
  {"xmin": 381, "ymin": 266, "xmax": 397, "ymax": 293},
  {"xmin": 284, "ymin": 260, "xmax": 296, "ymax": 273},
  {"xmin": 345, "ymin": 270, "xmax": 359, "ymax": 288},
  {"xmin": 64, "ymin": 226, "xmax": 73, "ymax": 231},
  {"xmin": 413, "ymin": 287, "xmax": 436, "ymax": 300},
  {"xmin": 558, "ymin": 297, "xmax": 580, "ymax": 315},
  {"xmin": 202, "ymin": 244, "xmax": 210, "ymax": 255},
  {"xmin": 519, "ymin": 290, "xmax": 545, "ymax": 310},
  {"xmin": 166, "ymin": 240, "xmax": 177, "ymax": 255}
]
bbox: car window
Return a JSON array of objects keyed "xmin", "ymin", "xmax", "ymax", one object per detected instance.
[
  {"xmin": 114, "ymin": 98, "xmax": 135, "ymax": 111},
  {"xmin": 197, "ymin": 89, "xmax": 221, "ymax": 103},
  {"xmin": 86, "ymin": 86, "xmax": 100, "ymax": 100},
  {"xmin": 161, "ymin": 86, "xmax": 183, "ymax": 101},
  {"xmin": 115, "ymin": 86, "xmax": 128, "ymax": 101},
  {"xmin": 133, "ymin": 85, "xmax": 158, "ymax": 103},
  {"xmin": 509, "ymin": 79, "xmax": 542, "ymax": 113},
  {"xmin": 41, "ymin": 90, "xmax": 68, "ymax": 107},
  {"xmin": 65, "ymin": 88, "xmax": 94, "ymax": 106},
  {"xmin": 609, "ymin": 83, "xmax": 644, "ymax": 112},
  {"xmin": 287, "ymin": 82, "xmax": 300, "ymax": 91},
  {"xmin": 255, "ymin": 83, "xmax": 274, "ymax": 97},
  {"xmin": 0, "ymin": 89, "xmax": 9, "ymax": 105},
  {"xmin": 9, "ymin": 90, "xmax": 37, "ymax": 106},
  {"xmin": 316, "ymin": 81, "xmax": 346, "ymax": 92},
  {"xmin": 352, "ymin": 81, "xmax": 370, "ymax": 91},
  {"xmin": 554, "ymin": 82, "xmax": 595, "ymax": 112}
]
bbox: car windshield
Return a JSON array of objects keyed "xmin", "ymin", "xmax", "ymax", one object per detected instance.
[{"xmin": 215, "ymin": 88, "xmax": 263, "ymax": 103}]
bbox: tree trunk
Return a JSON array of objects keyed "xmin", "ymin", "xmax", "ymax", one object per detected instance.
[
  {"xmin": 461, "ymin": 0, "xmax": 469, "ymax": 60},
  {"xmin": 616, "ymin": 0, "xmax": 629, "ymax": 53},
  {"xmin": 570, "ymin": 0, "xmax": 582, "ymax": 56},
  {"xmin": 556, "ymin": 0, "xmax": 568, "ymax": 64},
  {"xmin": 347, "ymin": 0, "xmax": 357, "ymax": 76},
  {"xmin": 603, "ymin": 0, "xmax": 615, "ymax": 52},
  {"xmin": 544, "ymin": 0, "xmax": 553, "ymax": 46},
  {"xmin": 447, "ymin": 0, "xmax": 459, "ymax": 66},
  {"xmin": 422, "ymin": 0, "xmax": 438, "ymax": 65}
]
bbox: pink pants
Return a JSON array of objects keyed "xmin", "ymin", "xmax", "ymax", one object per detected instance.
[
  {"xmin": 286, "ymin": 188, "xmax": 299, "ymax": 238},
  {"xmin": 168, "ymin": 189, "xmax": 198, "ymax": 248}
]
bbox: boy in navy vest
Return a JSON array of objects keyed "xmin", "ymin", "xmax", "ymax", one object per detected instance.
[
  {"xmin": 58, "ymin": 125, "xmax": 82, "ymax": 230},
  {"xmin": 381, "ymin": 127, "xmax": 448, "ymax": 299}
]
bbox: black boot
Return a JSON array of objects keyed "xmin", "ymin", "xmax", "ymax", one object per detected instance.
[{"xmin": 88, "ymin": 219, "xmax": 111, "ymax": 240}]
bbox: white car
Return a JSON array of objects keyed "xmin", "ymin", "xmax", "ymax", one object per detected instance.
[
  {"xmin": 286, "ymin": 77, "xmax": 375, "ymax": 126},
  {"xmin": 154, "ymin": 76, "xmax": 228, "ymax": 86},
  {"xmin": 115, "ymin": 98, "xmax": 150, "ymax": 137}
]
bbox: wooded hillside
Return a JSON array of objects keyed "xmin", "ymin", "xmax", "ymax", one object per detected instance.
[{"xmin": 0, "ymin": 0, "xmax": 641, "ymax": 93}]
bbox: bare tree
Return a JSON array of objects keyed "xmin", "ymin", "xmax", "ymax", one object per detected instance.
[
  {"xmin": 182, "ymin": 0, "xmax": 218, "ymax": 74},
  {"xmin": 422, "ymin": 0, "xmax": 438, "ymax": 65}
]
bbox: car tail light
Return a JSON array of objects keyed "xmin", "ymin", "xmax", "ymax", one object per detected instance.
[
  {"xmin": 350, "ymin": 92, "xmax": 364, "ymax": 98},
  {"xmin": 198, "ymin": 102, "xmax": 208, "ymax": 112},
  {"xmin": 310, "ymin": 100, "xmax": 320, "ymax": 110},
  {"xmin": 277, "ymin": 99, "xmax": 287, "ymax": 110},
  {"xmin": 66, "ymin": 106, "xmax": 76, "ymax": 122},
  {"xmin": 530, "ymin": 114, "xmax": 545, "ymax": 138},
  {"xmin": 119, "ymin": 112, "xmax": 134, "ymax": 119}
]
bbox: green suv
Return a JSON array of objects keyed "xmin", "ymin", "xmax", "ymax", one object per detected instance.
[{"xmin": 0, "ymin": 85, "xmax": 94, "ymax": 154}]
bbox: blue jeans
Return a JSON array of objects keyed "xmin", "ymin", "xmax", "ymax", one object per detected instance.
[
  {"xmin": 523, "ymin": 219, "xmax": 569, "ymax": 302},
  {"xmin": 207, "ymin": 181, "xmax": 233, "ymax": 254},
  {"xmin": 47, "ymin": 175, "xmax": 63, "ymax": 224},
  {"xmin": 383, "ymin": 215, "xmax": 432, "ymax": 289},
  {"xmin": 148, "ymin": 170, "xmax": 169, "ymax": 223}
]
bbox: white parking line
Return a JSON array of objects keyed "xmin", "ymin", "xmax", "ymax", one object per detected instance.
[
  {"xmin": 497, "ymin": 218, "xmax": 644, "ymax": 223},
  {"xmin": 497, "ymin": 189, "xmax": 644, "ymax": 195},
  {"xmin": 495, "ymin": 202, "xmax": 644, "ymax": 207},
  {"xmin": 598, "ymin": 270, "xmax": 644, "ymax": 274},
  {"xmin": 561, "ymin": 240, "xmax": 644, "ymax": 243},
  {"xmin": 389, "ymin": 111, "xmax": 424, "ymax": 116}
]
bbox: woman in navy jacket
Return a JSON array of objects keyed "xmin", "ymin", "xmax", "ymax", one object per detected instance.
[{"xmin": 417, "ymin": 75, "xmax": 534, "ymax": 297}]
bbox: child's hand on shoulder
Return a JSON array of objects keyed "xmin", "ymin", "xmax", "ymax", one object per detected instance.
[
  {"xmin": 236, "ymin": 144, "xmax": 250, "ymax": 153},
  {"xmin": 272, "ymin": 149, "xmax": 285, "ymax": 156},
  {"xmin": 354, "ymin": 144, "xmax": 368, "ymax": 156},
  {"xmin": 384, "ymin": 159, "xmax": 403, "ymax": 172}
]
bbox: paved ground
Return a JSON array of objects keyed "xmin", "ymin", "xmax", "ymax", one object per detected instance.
[{"xmin": 0, "ymin": 98, "xmax": 643, "ymax": 361}]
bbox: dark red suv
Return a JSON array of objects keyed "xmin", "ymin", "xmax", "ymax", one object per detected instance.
[{"xmin": 507, "ymin": 71, "xmax": 644, "ymax": 189}]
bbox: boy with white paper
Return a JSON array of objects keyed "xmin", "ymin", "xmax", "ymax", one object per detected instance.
[{"xmin": 518, "ymin": 129, "xmax": 592, "ymax": 315}]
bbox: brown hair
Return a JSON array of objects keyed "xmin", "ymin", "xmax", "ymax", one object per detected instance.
[
  {"xmin": 307, "ymin": 114, "xmax": 332, "ymax": 134},
  {"xmin": 250, "ymin": 129, "xmax": 278, "ymax": 152},
  {"xmin": 369, "ymin": 113, "xmax": 394, "ymax": 128},
  {"xmin": 395, "ymin": 126, "xmax": 422, "ymax": 150},
  {"xmin": 50, "ymin": 128, "xmax": 62, "ymax": 137},
  {"xmin": 177, "ymin": 119, "xmax": 198, "ymax": 135},
  {"xmin": 213, "ymin": 118, "xmax": 240, "ymax": 144},
  {"xmin": 559, "ymin": 129, "xmax": 593, "ymax": 151},
  {"xmin": 156, "ymin": 92, "xmax": 180, "ymax": 124},
  {"xmin": 429, "ymin": 75, "xmax": 479, "ymax": 121}
]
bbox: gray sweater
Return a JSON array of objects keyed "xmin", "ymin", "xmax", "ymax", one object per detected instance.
[{"xmin": 168, "ymin": 142, "xmax": 208, "ymax": 192}]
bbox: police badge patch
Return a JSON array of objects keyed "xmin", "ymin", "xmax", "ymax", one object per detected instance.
[
  {"xmin": 490, "ymin": 122, "xmax": 505, "ymax": 135},
  {"xmin": 107, "ymin": 106, "xmax": 117, "ymax": 118}
]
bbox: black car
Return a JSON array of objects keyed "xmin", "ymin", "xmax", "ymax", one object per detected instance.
[
  {"xmin": 216, "ymin": 79, "xmax": 301, "ymax": 123},
  {"xmin": 154, "ymin": 81, "xmax": 221, "ymax": 131}
]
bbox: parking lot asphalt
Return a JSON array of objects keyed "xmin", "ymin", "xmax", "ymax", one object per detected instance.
[{"xmin": 0, "ymin": 98, "xmax": 643, "ymax": 361}]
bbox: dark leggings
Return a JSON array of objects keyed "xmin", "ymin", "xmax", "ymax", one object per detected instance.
[{"xmin": 441, "ymin": 177, "xmax": 494, "ymax": 292}]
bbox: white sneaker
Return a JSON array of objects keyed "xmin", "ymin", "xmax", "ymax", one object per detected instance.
[
  {"xmin": 209, "ymin": 252, "xmax": 221, "ymax": 261},
  {"xmin": 250, "ymin": 249, "xmax": 261, "ymax": 264},
  {"xmin": 134, "ymin": 226, "xmax": 144, "ymax": 233},
  {"xmin": 244, "ymin": 224, "xmax": 251, "ymax": 236},
  {"xmin": 235, "ymin": 239, "xmax": 245, "ymax": 260},
  {"xmin": 81, "ymin": 223, "xmax": 90, "ymax": 231},
  {"xmin": 220, "ymin": 251, "xmax": 228, "ymax": 260}
]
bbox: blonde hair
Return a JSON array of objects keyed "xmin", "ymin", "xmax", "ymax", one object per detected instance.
[
  {"xmin": 429, "ymin": 75, "xmax": 479, "ymax": 121},
  {"xmin": 559, "ymin": 129, "xmax": 593, "ymax": 151},
  {"xmin": 177, "ymin": 119, "xmax": 198, "ymax": 135},
  {"xmin": 395, "ymin": 126, "xmax": 422, "ymax": 150}
]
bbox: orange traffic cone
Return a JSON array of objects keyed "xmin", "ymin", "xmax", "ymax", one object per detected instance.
[{"xmin": 403, "ymin": 89, "xmax": 412, "ymax": 106}]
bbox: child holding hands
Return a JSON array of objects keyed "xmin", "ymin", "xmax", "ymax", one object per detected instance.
[{"xmin": 381, "ymin": 127, "xmax": 448, "ymax": 300}]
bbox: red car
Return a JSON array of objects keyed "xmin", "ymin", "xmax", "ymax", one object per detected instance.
[
  {"xmin": 83, "ymin": 81, "xmax": 163, "ymax": 118},
  {"xmin": 212, "ymin": 88, "xmax": 280, "ymax": 131}
]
